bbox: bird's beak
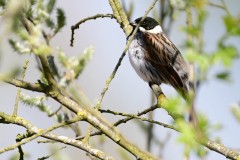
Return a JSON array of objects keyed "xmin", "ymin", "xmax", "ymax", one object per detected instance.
[
  {"xmin": 130, "ymin": 21, "xmax": 137, "ymax": 27},
  {"xmin": 127, "ymin": 21, "xmax": 138, "ymax": 39},
  {"xmin": 129, "ymin": 21, "xmax": 137, "ymax": 33}
]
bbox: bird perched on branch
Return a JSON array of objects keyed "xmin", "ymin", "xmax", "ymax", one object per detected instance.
[{"xmin": 128, "ymin": 17, "xmax": 189, "ymax": 97}]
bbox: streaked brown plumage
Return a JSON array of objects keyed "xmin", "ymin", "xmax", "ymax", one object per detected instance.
[{"xmin": 128, "ymin": 17, "xmax": 189, "ymax": 96}]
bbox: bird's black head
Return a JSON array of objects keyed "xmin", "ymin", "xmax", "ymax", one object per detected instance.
[{"xmin": 130, "ymin": 17, "xmax": 159, "ymax": 30}]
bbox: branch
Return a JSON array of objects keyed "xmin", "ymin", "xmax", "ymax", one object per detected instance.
[
  {"xmin": 53, "ymin": 92, "xmax": 159, "ymax": 160},
  {"xmin": 114, "ymin": 105, "xmax": 159, "ymax": 126},
  {"xmin": 99, "ymin": 108, "xmax": 240, "ymax": 160},
  {"xmin": 153, "ymin": 83, "xmax": 240, "ymax": 159},
  {"xmin": 0, "ymin": 75, "xmax": 45, "ymax": 92},
  {"xmin": 203, "ymin": 140, "xmax": 240, "ymax": 160},
  {"xmin": 0, "ymin": 112, "xmax": 114, "ymax": 160},
  {"xmin": 16, "ymin": 135, "xmax": 24, "ymax": 160},
  {"xmin": 38, "ymin": 146, "xmax": 66, "ymax": 160},
  {"xmin": 38, "ymin": 55, "xmax": 58, "ymax": 87},
  {"xmin": 108, "ymin": 0, "xmax": 132, "ymax": 36},
  {"xmin": 0, "ymin": 112, "xmax": 84, "ymax": 154},
  {"xmin": 70, "ymin": 13, "xmax": 116, "ymax": 46},
  {"xmin": 99, "ymin": 108, "xmax": 177, "ymax": 131},
  {"xmin": 21, "ymin": 17, "xmax": 58, "ymax": 88},
  {"xmin": 208, "ymin": 2, "xmax": 225, "ymax": 9},
  {"xmin": 76, "ymin": 105, "xmax": 159, "ymax": 139},
  {"xmin": 13, "ymin": 60, "xmax": 29, "ymax": 116}
]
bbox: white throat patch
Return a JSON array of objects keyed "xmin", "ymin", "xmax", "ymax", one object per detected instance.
[
  {"xmin": 139, "ymin": 27, "xmax": 146, "ymax": 32},
  {"xmin": 146, "ymin": 25, "xmax": 163, "ymax": 34}
]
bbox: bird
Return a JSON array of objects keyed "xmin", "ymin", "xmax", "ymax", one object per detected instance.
[{"xmin": 127, "ymin": 17, "xmax": 189, "ymax": 97}]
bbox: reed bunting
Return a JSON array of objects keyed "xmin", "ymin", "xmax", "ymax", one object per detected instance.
[{"xmin": 128, "ymin": 17, "xmax": 189, "ymax": 96}]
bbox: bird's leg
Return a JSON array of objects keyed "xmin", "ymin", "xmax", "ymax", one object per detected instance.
[{"xmin": 148, "ymin": 82, "xmax": 163, "ymax": 97}]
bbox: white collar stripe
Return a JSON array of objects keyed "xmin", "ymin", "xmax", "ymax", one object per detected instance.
[{"xmin": 146, "ymin": 25, "xmax": 162, "ymax": 34}]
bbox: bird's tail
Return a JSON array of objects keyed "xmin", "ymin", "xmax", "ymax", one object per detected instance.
[{"xmin": 178, "ymin": 84, "xmax": 198, "ymax": 125}]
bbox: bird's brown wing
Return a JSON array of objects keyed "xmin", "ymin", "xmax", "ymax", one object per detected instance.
[{"xmin": 143, "ymin": 32, "xmax": 187, "ymax": 91}]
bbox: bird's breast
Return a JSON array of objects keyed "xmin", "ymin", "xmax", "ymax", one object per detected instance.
[{"xmin": 128, "ymin": 35, "xmax": 160, "ymax": 84}]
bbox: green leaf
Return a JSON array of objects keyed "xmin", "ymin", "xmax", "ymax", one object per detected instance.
[
  {"xmin": 29, "ymin": 0, "xmax": 36, "ymax": 5},
  {"xmin": 0, "ymin": 0, "xmax": 6, "ymax": 7},
  {"xmin": 197, "ymin": 114, "xmax": 209, "ymax": 135},
  {"xmin": 25, "ymin": 7, "xmax": 34, "ymax": 19},
  {"xmin": 56, "ymin": 114, "xmax": 63, "ymax": 123},
  {"xmin": 47, "ymin": 0, "xmax": 56, "ymax": 13},
  {"xmin": 55, "ymin": 8, "xmax": 66, "ymax": 33},
  {"xmin": 169, "ymin": 0, "xmax": 186, "ymax": 9},
  {"xmin": 117, "ymin": 147, "xmax": 132, "ymax": 160},
  {"xmin": 196, "ymin": 147, "xmax": 208, "ymax": 158},
  {"xmin": 197, "ymin": 9, "xmax": 207, "ymax": 29},
  {"xmin": 74, "ymin": 46, "xmax": 94, "ymax": 78},
  {"xmin": 182, "ymin": 25, "xmax": 200, "ymax": 37},
  {"xmin": 231, "ymin": 104, "xmax": 240, "ymax": 123},
  {"xmin": 223, "ymin": 15, "xmax": 240, "ymax": 36},
  {"xmin": 212, "ymin": 45, "xmax": 238, "ymax": 67},
  {"xmin": 127, "ymin": 1, "xmax": 134, "ymax": 19},
  {"xmin": 57, "ymin": 46, "xmax": 94, "ymax": 82},
  {"xmin": 176, "ymin": 119, "xmax": 198, "ymax": 155},
  {"xmin": 57, "ymin": 49, "xmax": 68, "ymax": 68},
  {"xmin": 33, "ymin": 44, "xmax": 52, "ymax": 55},
  {"xmin": 186, "ymin": 50, "xmax": 210, "ymax": 72},
  {"xmin": 47, "ymin": 55, "xmax": 60, "ymax": 78},
  {"xmin": 20, "ymin": 92, "xmax": 63, "ymax": 122},
  {"xmin": 45, "ymin": 17, "xmax": 55, "ymax": 29},
  {"xmin": 8, "ymin": 39, "xmax": 31, "ymax": 54},
  {"xmin": 20, "ymin": 93, "xmax": 52, "ymax": 115},
  {"xmin": 215, "ymin": 71, "xmax": 231, "ymax": 82},
  {"xmin": 161, "ymin": 96, "xmax": 185, "ymax": 116},
  {"xmin": 175, "ymin": 113, "xmax": 210, "ymax": 156}
]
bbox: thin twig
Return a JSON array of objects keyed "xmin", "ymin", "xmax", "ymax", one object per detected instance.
[
  {"xmin": 208, "ymin": 2, "xmax": 225, "ymax": 9},
  {"xmin": 37, "ymin": 146, "xmax": 66, "ymax": 160},
  {"xmin": 38, "ymin": 55, "xmax": 58, "ymax": 87},
  {"xmin": 70, "ymin": 13, "xmax": 116, "ymax": 46},
  {"xmin": 16, "ymin": 134, "xmax": 24, "ymax": 160},
  {"xmin": 13, "ymin": 60, "xmax": 29, "ymax": 116},
  {"xmin": 37, "ymin": 140, "xmax": 56, "ymax": 144},
  {"xmin": 48, "ymin": 106, "xmax": 62, "ymax": 117},
  {"xmin": 147, "ymin": 91, "xmax": 155, "ymax": 151},
  {"xmin": 76, "ymin": 105, "xmax": 159, "ymax": 140},
  {"xmin": 220, "ymin": 0, "xmax": 231, "ymax": 15},
  {"xmin": 99, "ymin": 108, "xmax": 177, "ymax": 131},
  {"xmin": 207, "ymin": 1, "xmax": 231, "ymax": 15},
  {"xmin": 0, "ymin": 75, "xmax": 45, "ymax": 92}
]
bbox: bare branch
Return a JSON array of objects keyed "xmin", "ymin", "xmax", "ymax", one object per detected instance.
[
  {"xmin": 76, "ymin": 105, "xmax": 159, "ymax": 139},
  {"xmin": 108, "ymin": 0, "xmax": 132, "ymax": 36},
  {"xmin": 13, "ymin": 60, "xmax": 29, "ymax": 116},
  {"xmin": 203, "ymin": 140, "xmax": 240, "ymax": 160},
  {"xmin": 0, "ymin": 112, "xmax": 114, "ymax": 160},
  {"xmin": 70, "ymin": 13, "xmax": 116, "ymax": 46},
  {"xmin": 0, "ymin": 75, "xmax": 45, "ymax": 92},
  {"xmin": 99, "ymin": 108, "xmax": 177, "ymax": 131},
  {"xmin": 0, "ymin": 112, "xmax": 84, "ymax": 154},
  {"xmin": 37, "ymin": 146, "xmax": 66, "ymax": 160}
]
